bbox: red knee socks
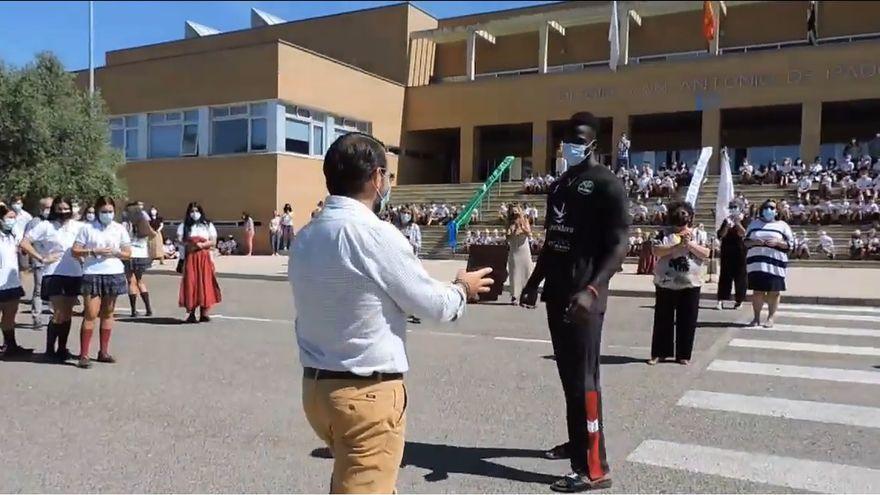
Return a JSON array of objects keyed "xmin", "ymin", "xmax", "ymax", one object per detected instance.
[
  {"xmin": 99, "ymin": 326, "xmax": 112, "ymax": 356},
  {"xmin": 80, "ymin": 323, "xmax": 94, "ymax": 359}
]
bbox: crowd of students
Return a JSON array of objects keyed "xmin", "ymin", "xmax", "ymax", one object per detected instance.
[{"xmin": 0, "ymin": 196, "xmax": 222, "ymax": 366}]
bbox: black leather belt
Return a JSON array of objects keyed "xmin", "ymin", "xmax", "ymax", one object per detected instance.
[{"xmin": 303, "ymin": 367, "xmax": 403, "ymax": 381}]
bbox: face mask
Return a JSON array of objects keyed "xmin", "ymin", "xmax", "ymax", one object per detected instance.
[
  {"xmin": 99, "ymin": 212, "xmax": 114, "ymax": 225},
  {"xmin": 11, "ymin": 203, "xmax": 22, "ymax": 213},
  {"xmin": 72, "ymin": 206, "xmax": 80, "ymax": 215},
  {"xmin": 673, "ymin": 211, "xmax": 689, "ymax": 227},
  {"xmin": 761, "ymin": 208, "xmax": 776, "ymax": 222},
  {"xmin": 58, "ymin": 211, "xmax": 73, "ymax": 221},
  {"xmin": 373, "ymin": 175, "xmax": 391, "ymax": 215},
  {"xmin": 41, "ymin": 208, "xmax": 50, "ymax": 219},
  {"xmin": 190, "ymin": 211, "xmax": 202, "ymax": 222},
  {"xmin": 150, "ymin": 209, "xmax": 157, "ymax": 217},
  {"xmin": 401, "ymin": 213, "xmax": 412, "ymax": 224},
  {"xmin": 85, "ymin": 213, "xmax": 96, "ymax": 223},
  {"xmin": 562, "ymin": 140, "xmax": 595, "ymax": 167},
  {"xmin": 1, "ymin": 218, "xmax": 14, "ymax": 231}
]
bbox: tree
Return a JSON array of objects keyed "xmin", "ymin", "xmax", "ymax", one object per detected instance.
[{"xmin": 0, "ymin": 52, "xmax": 124, "ymax": 207}]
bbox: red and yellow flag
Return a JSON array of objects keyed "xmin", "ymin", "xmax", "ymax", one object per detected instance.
[{"xmin": 703, "ymin": 1, "xmax": 716, "ymax": 42}]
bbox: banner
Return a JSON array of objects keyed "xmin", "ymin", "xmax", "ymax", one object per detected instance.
[
  {"xmin": 715, "ymin": 148, "xmax": 735, "ymax": 231},
  {"xmin": 684, "ymin": 146, "xmax": 713, "ymax": 207},
  {"xmin": 608, "ymin": 1, "xmax": 620, "ymax": 71}
]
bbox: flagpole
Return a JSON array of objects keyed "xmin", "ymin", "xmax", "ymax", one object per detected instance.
[{"xmin": 89, "ymin": 0, "xmax": 94, "ymax": 96}]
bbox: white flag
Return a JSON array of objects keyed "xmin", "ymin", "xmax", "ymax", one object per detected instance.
[
  {"xmin": 609, "ymin": 1, "xmax": 620, "ymax": 71},
  {"xmin": 685, "ymin": 146, "xmax": 713, "ymax": 207},
  {"xmin": 715, "ymin": 148, "xmax": 735, "ymax": 231}
]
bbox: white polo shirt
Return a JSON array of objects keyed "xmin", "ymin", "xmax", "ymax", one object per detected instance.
[
  {"xmin": 0, "ymin": 229, "xmax": 23, "ymax": 291},
  {"xmin": 857, "ymin": 176, "xmax": 873, "ymax": 191},
  {"xmin": 25, "ymin": 220, "xmax": 85, "ymax": 277},
  {"xmin": 75, "ymin": 221, "xmax": 131, "ymax": 276}
]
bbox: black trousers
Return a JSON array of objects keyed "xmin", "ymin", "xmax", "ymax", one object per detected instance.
[
  {"xmin": 717, "ymin": 255, "xmax": 746, "ymax": 303},
  {"xmin": 547, "ymin": 300, "xmax": 610, "ymax": 480},
  {"xmin": 651, "ymin": 286, "xmax": 701, "ymax": 361}
]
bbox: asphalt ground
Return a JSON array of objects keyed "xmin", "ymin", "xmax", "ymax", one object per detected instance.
[{"xmin": 1, "ymin": 274, "xmax": 878, "ymax": 493}]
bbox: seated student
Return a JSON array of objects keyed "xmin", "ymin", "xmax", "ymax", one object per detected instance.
[
  {"xmin": 754, "ymin": 164, "xmax": 767, "ymax": 184},
  {"xmin": 839, "ymin": 174, "xmax": 856, "ymax": 199},
  {"xmin": 779, "ymin": 158, "xmax": 794, "ymax": 187},
  {"xmin": 631, "ymin": 199, "xmax": 649, "ymax": 224},
  {"xmin": 808, "ymin": 200, "xmax": 824, "ymax": 225},
  {"xmin": 636, "ymin": 173, "xmax": 652, "ymax": 200},
  {"xmin": 437, "ymin": 204, "xmax": 452, "ymax": 225},
  {"xmin": 839, "ymin": 155, "xmax": 855, "ymax": 179},
  {"xmin": 835, "ymin": 199, "xmax": 852, "ymax": 224},
  {"xmin": 867, "ymin": 229, "xmax": 880, "ymax": 258},
  {"xmin": 793, "ymin": 230, "xmax": 811, "ymax": 259},
  {"xmin": 766, "ymin": 160, "xmax": 779, "ymax": 184},
  {"xmin": 652, "ymin": 199, "xmax": 668, "ymax": 225},
  {"xmin": 793, "ymin": 158, "xmax": 808, "ymax": 178},
  {"xmin": 796, "ymin": 175, "xmax": 813, "ymax": 202},
  {"xmin": 218, "ymin": 235, "xmax": 237, "ymax": 256},
  {"xmin": 818, "ymin": 172, "xmax": 834, "ymax": 199},
  {"xmin": 790, "ymin": 200, "xmax": 807, "ymax": 225},
  {"xmin": 498, "ymin": 203, "xmax": 509, "ymax": 224},
  {"xmin": 778, "ymin": 199, "xmax": 792, "ymax": 223},
  {"xmin": 820, "ymin": 199, "xmax": 835, "ymax": 224},
  {"xmin": 642, "ymin": 163, "xmax": 655, "ymax": 178},
  {"xmin": 868, "ymin": 199, "xmax": 880, "ymax": 223},
  {"xmin": 810, "ymin": 158, "xmax": 824, "ymax": 178},
  {"xmin": 659, "ymin": 174, "xmax": 676, "ymax": 197},
  {"xmin": 818, "ymin": 230, "xmax": 836, "ymax": 259},
  {"xmin": 163, "ymin": 238, "xmax": 179, "ymax": 259},
  {"xmin": 543, "ymin": 174, "xmax": 555, "ymax": 192},
  {"xmin": 850, "ymin": 230, "xmax": 866, "ymax": 260},
  {"xmin": 856, "ymin": 167, "xmax": 875, "ymax": 202},
  {"xmin": 523, "ymin": 176, "xmax": 534, "ymax": 193},
  {"xmin": 740, "ymin": 159, "xmax": 755, "ymax": 184}
]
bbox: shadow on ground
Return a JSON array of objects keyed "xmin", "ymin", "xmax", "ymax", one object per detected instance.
[
  {"xmin": 542, "ymin": 354, "xmax": 644, "ymax": 365},
  {"xmin": 311, "ymin": 442, "xmax": 558, "ymax": 485}
]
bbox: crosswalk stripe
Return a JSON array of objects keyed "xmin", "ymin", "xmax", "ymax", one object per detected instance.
[
  {"xmin": 708, "ymin": 360, "xmax": 880, "ymax": 385},
  {"xmin": 493, "ymin": 336, "xmax": 551, "ymax": 344},
  {"xmin": 782, "ymin": 304, "xmax": 880, "ymax": 314},
  {"xmin": 678, "ymin": 390, "xmax": 880, "ymax": 429},
  {"xmin": 627, "ymin": 439, "xmax": 880, "ymax": 492},
  {"xmin": 729, "ymin": 338, "xmax": 880, "ymax": 357},
  {"xmin": 762, "ymin": 324, "xmax": 880, "ymax": 338},
  {"xmin": 771, "ymin": 311, "xmax": 880, "ymax": 323}
]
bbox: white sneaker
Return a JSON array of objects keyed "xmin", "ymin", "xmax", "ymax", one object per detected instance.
[{"xmin": 715, "ymin": 301, "xmax": 723, "ymax": 311}]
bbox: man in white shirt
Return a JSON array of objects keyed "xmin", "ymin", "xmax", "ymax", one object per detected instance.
[
  {"xmin": 290, "ymin": 133, "xmax": 492, "ymax": 494},
  {"xmin": 797, "ymin": 175, "xmax": 813, "ymax": 202},
  {"xmin": 839, "ymin": 156, "xmax": 855, "ymax": 178},
  {"xmin": 840, "ymin": 174, "xmax": 855, "ymax": 199},
  {"xmin": 790, "ymin": 201, "xmax": 807, "ymax": 225},
  {"xmin": 632, "ymin": 200, "xmax": 649, "ymax": 224},
  {"xmin": 818, "ymin": 230, "xmax": 835, "ymax": 259},
  {"xmin": 856, "ymin": 168, "xmax": 875, "ymax": 201},
  {"xmin": 819, "ymin": 173, "xmax": 834, "ymax": 199},
  {"xmin": 793, "ymin": 230, "xmax": 811, "ymax": 259}
]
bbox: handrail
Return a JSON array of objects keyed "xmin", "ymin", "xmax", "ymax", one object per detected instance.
[{"xmin": 447, "ymin": 155, "xmax": 514, "ymax": 249}]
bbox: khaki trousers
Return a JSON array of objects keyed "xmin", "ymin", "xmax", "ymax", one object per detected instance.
[{"xmin": 302, "ymin": 376, "xmax": 407, "ymax": 494}]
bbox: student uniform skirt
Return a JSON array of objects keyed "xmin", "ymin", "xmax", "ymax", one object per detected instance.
[
  {"xmin": 41, "ymin": 275, "xmax": 82, "ymax": 301},
  {"xmin": 747, "ymin": 271, "xmax": 787, "ymax": 292},
  {"xmin": 123, "ymin": 257, "xmax": 153, "ymax": 278},
  {"xmin": 0, "ymin": 286, "xmax": 25, "ymax": 303},
  {"xmin": 80, "ymin": 274, "xmax": 128, "ymax": 298}
]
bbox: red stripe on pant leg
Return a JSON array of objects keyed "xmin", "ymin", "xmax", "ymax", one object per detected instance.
[{"xmin": 585, "ymin": 391, "xmax": 605, "ymax": 480}]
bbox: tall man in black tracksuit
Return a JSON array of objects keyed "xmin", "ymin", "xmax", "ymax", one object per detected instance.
[{"xmin": 521, "ymin": 112, "xmax": 630, "ymax": 492}]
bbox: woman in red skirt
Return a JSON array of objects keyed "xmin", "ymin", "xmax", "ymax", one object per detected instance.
[
  {"xmin": 637, "ymin": 230, "xmax": 660, "ymax": 275},
  {"xmin": 176, "ymin": 202, "xmax": 221, "ymax": 323}
]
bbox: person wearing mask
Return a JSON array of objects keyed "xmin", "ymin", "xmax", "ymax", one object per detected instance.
[
  {"xmin": 519, "ymin": 113, "xmax": 628, "ymax": 492},
  {"xmin": 716, "ymin": 203, "xmax": 747, "ymax": 310},
  {"xmin": 71, "ymin": 197, "xmax": 131, "ymax": 368},
  {"xmin": 148, "ymin": 206, "xmax": 165, "ymax": 265},
  {"xmin": 122, "ymin": 203, "xmax": 156, "ymax": 318},
  {"xmin": 21, "ymin": 197, "xmax": 52, "ymax": 330},
  {"xmin": 241, "ymin": 212, "xmax": 255, "ymax": 256},
  {"xmin": 818, "ymin": 230, "xmax": 836, "ymax": 259},
  {"xmin": 20, "ymin": 197, "xmax": 85, "ymax": 360},
  {"xmin": 617, "ymin": 132, "xmax": 630, "ymax": 171},
  {"xmin": 506, "ymin": 206, "xmax": 533, "ymax": 306},
  {"xmin": 83, "ymin": 206, "xmax": 96, "ymax": 224},
  {"xmin": 648, "ymin": 202, "xmax": 710, "ymax": 366},
  {"xmin": 399, "ymin": 209, "xmax": 421, "ymax": 258},
  {"xmin": 290, "ymin": 132, "xmax": 493, "ymax": 493},
  {"xmin": 0, "ymin": 204, "xmax": 29, "ymax": 356},
  {"xmin": 744, "ymin": 200, "xmax": 794, "ymax": 328},
  {"xmin": 177, "ymin": 203, "xmax": 221, "ymax": 324},
  {"xmin": 280, "ymin": 203, "xmax": 294, "ymax": 251},
  {"xmin": 269, "ymin": 210, "xmax": 282, "ymax": 256}
]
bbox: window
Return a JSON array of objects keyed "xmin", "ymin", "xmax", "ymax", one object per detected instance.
[
  {"xmin": 332, "ymin": 117, "xmax": 371, "ymax": 143},
  {"xmin": 284, "ymin": 104, "xmax": 325, "ymax": 156},
  {"xmin": 210, "ymin": 102, "xmax": 268, "ymax": 155},
  {"xmin": 109, "ymin": 115, "xmax": 139, "ymax": 159},
  {"xmin": 148, "ymin": 110, "xmax": 199, "ymax": 158}
]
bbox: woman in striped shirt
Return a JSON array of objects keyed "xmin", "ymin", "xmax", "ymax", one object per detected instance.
[{"xmin": 744, "ymin": 199, "xmax": 794, "ymax": 328}]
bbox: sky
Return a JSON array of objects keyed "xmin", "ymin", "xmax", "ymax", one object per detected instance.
[{"xmin": 0, "ymin": 1, "xmax": 556, "ymax": 71}]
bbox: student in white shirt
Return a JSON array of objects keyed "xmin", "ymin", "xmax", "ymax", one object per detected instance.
[
  {"xmin": 850, "ymin": 230, "xmax": 865, "ymax": 260},
  {"xmin": 0, "ymin": 204, "xmax": 28, "ymax": 357},
  {"xmin": 652, "ymin": 199, "xmax": 668, "ymax": 225},
  {"xmin": 20, "ymin": 197, "xmax": 85, "ymax": 360},
  {"xmin": 856, "ymin": 168, "xmax": 875, "ymax": 202},
  {"xmin": 779, "ymin": 158, "xmax": 794, "ymax": 187},
  {"xmin": 818, "ymin": 173, "xmax": 833, "ymax": 199},
  {"xmin": 793, "ymin": 230, "xmax": 811, "ymax": 259},
  {"xmin": 817, "ymin": 230, "xmax": 835, "ymax": 259},
  {"xmin": 790, "ymin": 200, "xmax": 807, "ymax": 224},
  {"xmin": 122, "ymin": 203, "xmax": 156, "ymax": 318},
  {"xmin": 280, "ymin": 203, "xmax": 295, "ymax": 251},
  {"xmin": 796, "ymin": 176, "xmax": 813, "ymax": 202},
  {"xmin": 269, "ymin": 210, "xmax": 282, "ymax": 255},
  {"xmin": 740, "ymin": 160, "xmax": 755, "ymax": 184},
  {"xmin": 176, "ymin": 202, "xmax": 221, "ymax": 324},
  {"xmin": 744, "ymin": 200, "xmax": 794, "ymax": 328},
  {"xmin": 71, "ymin": 196, "xmax": 132, "ymax": 369}
]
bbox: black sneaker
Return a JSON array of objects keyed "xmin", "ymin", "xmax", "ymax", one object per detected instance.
[
  {"xmin": 544, "ymin": 442, "xmax": 570, "ymax": 460},
  {"xmin": 2, "ymin": 344, "xmax": 33, "ymax": 358},
  {"xmin": 550, "ymin": 472, "xmax": 612, "ymax": 492}
]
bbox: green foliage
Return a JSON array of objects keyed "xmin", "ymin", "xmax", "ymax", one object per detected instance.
[{"xmin": 0, "ymin": 52, "xmax": 124, "ymax": 208}]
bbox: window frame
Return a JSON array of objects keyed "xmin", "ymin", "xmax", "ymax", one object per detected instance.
[
  {"xmin": 147, "ymin": 109, "xmax": 200, "ymax": 159},
  {"xmin": 109, "ymin": 115, "xmax": 139, "ymax": 159},
  {"xmin": 284, "ymin": 104, "xmax": 326, "ymax": 158},
  {"xmin": 210, "ymin": 102, "xmax": 269, "ymax": 155}
]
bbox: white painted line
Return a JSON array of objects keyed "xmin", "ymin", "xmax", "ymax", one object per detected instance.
[
  {"xmin": 678, "ymin": 390, "xmax": 880, "ymax": 429},
  {"xmin": 416, "ymin": 330, "xmax": 477, "ymax": 338},
  {"xmin": 708, "ymin": 360, "xmax": 880, "ymax": 385},
  {"xmin": 782, "ymin": 304, "xmax": 880, "ymax": 314},
  {"xmin": 627, "ymin": 439, "xmax": 880, "ymax": 492},
  {"xmin": 772, "ymin": 311, "xmax": 880, "ymax": 323},
  {"xmin": 729, "ymin": 338, "xmax": 880, "ymax": 357},
  {"xmin": 764, "ymin": 324, "xmax": 880, "ymax": 338},
  {"xmin": 493, "ymin": 336, "xmax": 551, "ymax": 344},
  {"xmin": 212, "ymin": 315, "xmax": 291, "ymax": 324}
]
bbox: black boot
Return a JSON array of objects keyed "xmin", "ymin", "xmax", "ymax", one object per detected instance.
[
  {"xmin": 44, "ymin": 322, "xmax": 58, "ymax": 356},
  {"xmin": 128, "ymin": 294, "xmax": 138, "ymax": 317},
  {"xmin": 2, "ymin": 329, "xmax": 31, "ymax": 357},
  {"xmin": 56, "ymin": 321, "xmax": 74, "ymax": 361},
  {"xmin": 140, "ymin": 292, "xmax": 153, "ymax": 317}
]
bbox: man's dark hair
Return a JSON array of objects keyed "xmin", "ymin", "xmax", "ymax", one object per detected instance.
[
  {"xmin": 569, "ymin": 111, "xmax": 600, "ymax": 132},
  {"xmin": 324, "ymin": 132, "xmax": 387, "ymax": 197},
  {"xmin": 665, "ymin": 200, "xmax": 694, "ymax": 226}
]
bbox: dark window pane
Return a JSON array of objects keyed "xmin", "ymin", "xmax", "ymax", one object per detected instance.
[
  {"xmin": 149, "ymin": 124, "xmax": 181, "ymax": 158},
  {"xmin": 212, "ymin": 119, "xmax": 248, "ymax": 154},
  {"xmin": 182, "ymin": 124, "xmax": 198, "ymax": 155},
  {"xmin": 251, "ymin": 118, "xmax": 267, "ymax": 151}
]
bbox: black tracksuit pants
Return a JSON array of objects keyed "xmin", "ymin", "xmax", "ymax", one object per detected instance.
[
  {"xmin": 651, "ymin": 286, "xmax": 701, "ymax": 361},
  {"xmin": 717, "ymin": 253, "xmax": 746, "ymax": 303},
  {"xmin": 546, "ymin": 299, "xmax": 610, "ymax": 480}
]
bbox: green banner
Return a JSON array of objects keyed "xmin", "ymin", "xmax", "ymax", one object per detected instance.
[{"xmin": 447, "ymin": 156, "xmax": 514, "ymax": 248}]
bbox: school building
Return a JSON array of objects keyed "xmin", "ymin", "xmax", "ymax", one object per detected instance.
[{"xmin": 76, "ymin": 1, "xmax": 880, "ymax": 252}]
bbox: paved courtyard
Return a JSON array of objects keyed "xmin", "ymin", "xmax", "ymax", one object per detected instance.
[{"xmin": 2, "ymin": 272, "xmax": 879, "ymax": 493}]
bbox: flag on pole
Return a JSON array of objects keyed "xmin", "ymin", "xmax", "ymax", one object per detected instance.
[
  {"xmin": 715, "ymin": 148, "xmax": 735, "ymax": 231},
  {"xmin": 703, "ymin": 1, "xmax": 716, "ymax": 43},
  {"xmin": 807, "ymin": 1, "xmax": 818, "ymax": 46},
  {"xmin": 608, "ymin": 1, "xmax": 620, "ymax": 71},
  {"xmin": 685, "ymin": 147, "xmax": 713, "ymax": 207}
]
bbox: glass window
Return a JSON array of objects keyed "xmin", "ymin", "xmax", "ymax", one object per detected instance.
[
  {"xmin": 285, "ymin": 118, "xmax": 310, "ymax": 154},
  {"xmin": 251, "ymin": 118, "xmax": 267, "ymax": 151},
  {"xmin": 125, "ymin": 129, "xmax": 139, "ymax": 158},
  {"xmin": 182, "ymin": 124, "xmax": 198, "ymax": 156},
  {"xmin": 230, "ymin": 105, "xmax": 247, "ymax": 115},
  {"xmin": 312, "ymin": 125, "xmax": 324, "ymax": 156},
  {"xmin": 165, "ymin": 112, "xmax": 181, "ymax": 121},
  {"xmin": 211, "ymin": 107, "xmax": 228, "ymax": 118},
  {"xmin": 149, "ymin": 124, "xmax": 181, "ymax": 159},
  {"xmin": 124, "ymin": 115, "xmax": 138, "ymax": 127},
  {"xmin": 109, "ymin": 117, "xmax": 123, "ymax": 127},
  {"xmin": 212, "ymin": 119, "xmax": 248, "ymax": 154},
  {"xmin": 111, "ymin": 129, "xmax": 124, "ymax": 151},
  {"xmin": 250, "ymin": 102, "xmax": 267, "ymax": 117},
  {"xmin": 184, "ymin": 110, "xmax": 199, "ymax": 122}
]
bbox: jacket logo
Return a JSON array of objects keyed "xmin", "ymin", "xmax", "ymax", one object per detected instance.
[
  {"xmin": 552, "ymin": 204, "xmax": 567, "ymax": 224},
  {"xmin": 577, "ymin": 180, "xmax": 594, "ymax": 195}
]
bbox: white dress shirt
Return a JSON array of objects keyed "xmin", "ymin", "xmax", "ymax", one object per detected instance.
[
  {"xmin": 74, "ymin": 221, "xmax": 131, "ymax": 275},
  {"xmin": 25, "ymin": 220, "xmax": 85, "ymax": 277},
  {"xmin": 0, "ymin": 228, "xmax": 23, "ymax": 291},
  {"xmin": 289, "ymin": 195, "xmax": 467, "ymax": 375}
]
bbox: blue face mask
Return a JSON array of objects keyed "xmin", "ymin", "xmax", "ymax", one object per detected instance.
[
  {"xmin": 1, "ymin": 218, "xmax": 15, "ymax": 231},
  {"xmin": 761, "ymin": 208, "xmax": 776, "ymax": 222},
  {"xmin": 562, "ymin": 140, "xmax": 595, "ymax": 167},
  {"xmin": 99, "ymin": 212, "xmax": 114, "ymax": 225}
]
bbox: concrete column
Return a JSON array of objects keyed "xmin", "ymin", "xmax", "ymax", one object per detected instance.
[
  {"xmin": 538, "ymin": 23, "xmax": 549, "ymax": 74},
  {"xmin": 800, "ymin": 101, "xmax": 822, "ymax": 162},
  {"xmin": 532, "ymin": 121, "xmax": 548, "ymax": 175},
  {"xmin": 702, "ymin": 108, "xmax": 721, "ymax": 173},
  {"xmin": 466, "ymin": 31, "xmax": 477, "ymax": 81},
  {"xmin": 460, "ymin": 125, "xmax": 476, "ymax": 183}
]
